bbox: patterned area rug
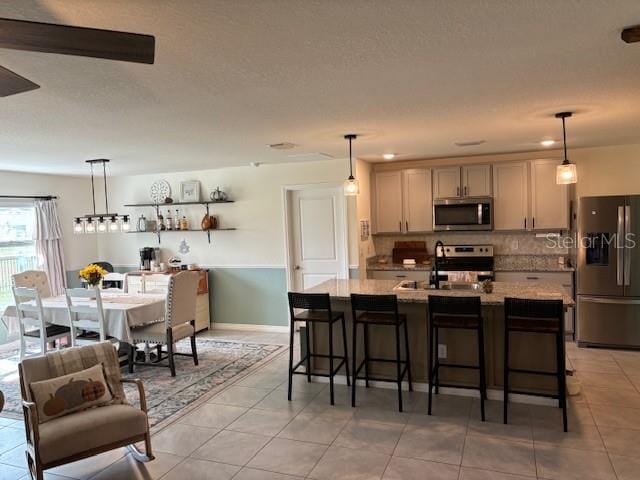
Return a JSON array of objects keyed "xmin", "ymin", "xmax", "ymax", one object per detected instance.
[{"xmin": 0, "ymin": 338, "xmax": 285, "ymax": 427}]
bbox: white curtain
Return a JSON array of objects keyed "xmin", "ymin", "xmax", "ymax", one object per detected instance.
[{"xmin": 34, "ymin": 199, "xmax": 67, "ymax": 295}]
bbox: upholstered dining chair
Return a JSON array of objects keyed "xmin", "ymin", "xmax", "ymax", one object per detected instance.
[
  {"xmin": 64, "ymin": 288, "xmax": 116, "ymax": 347},
  {"xmin": 19, "ymin": 342, "xmax": 154, "ymax": 480},
  {"xmin": 13, "ymin": 287, "xmax": 70, "ymax": 360},
  {"xmin": 128, "ymin": 271, "xmax": 199, "ymax": 376},
  {"xmin": 12, "ymin": 270, "xmax": 52, "ymax": 298}
]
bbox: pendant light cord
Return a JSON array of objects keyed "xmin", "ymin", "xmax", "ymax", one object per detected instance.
[
  {"xmin": 90, "ymin": 161, "xmax": 96, "ymax": 215},
  {"xmin": 348, "ymin": 136, "xmax": 354, "ymax": 178},
  {"xmin": 562, "ymin": 115, "xmax": 568, "ymax": 164},
  {"xmin": 102, "ymin": 160, "xmax": 109, "ymax": 214}
]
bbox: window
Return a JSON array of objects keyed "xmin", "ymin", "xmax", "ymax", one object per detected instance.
[{"xmin": 0, "ymin": 203, "xmax": 37, "ymax": 343}]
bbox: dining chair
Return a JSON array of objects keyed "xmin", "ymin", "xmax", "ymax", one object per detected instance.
[
  {"xmin": 129, "ymin": 271, "xmax": 199, "ymax": 376},
  {"xmin": 12, "ymin": 287, "xmax": 70, "ymax": 360},
  {"xmin": 102, "ymin": 272, "xmax": 127, "ymax": 292},
  {"xmin": 64, "ymin": 288, "xmax": 116, "ymax": 347},
  {"xmin": 12, "ymin": 270, "xmax": 52, "ymax": 298}
]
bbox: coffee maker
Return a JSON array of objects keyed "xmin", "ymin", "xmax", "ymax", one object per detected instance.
[{"xmin": 139, "ymin": 247, "xmax": 159, "ymax": 270}]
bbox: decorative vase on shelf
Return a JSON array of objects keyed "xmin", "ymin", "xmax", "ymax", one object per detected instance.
[{"xmin": 201, "ymin": 213, "xmax": 213, "ymax": 230}]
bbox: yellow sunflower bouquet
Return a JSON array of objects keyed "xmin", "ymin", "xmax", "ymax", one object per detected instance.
[{"xmin": 79, "ymin": 264, "xmax": 108, "ymax": 287}]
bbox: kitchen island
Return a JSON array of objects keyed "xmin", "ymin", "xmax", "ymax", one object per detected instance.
[{"xmin": 302, "ymin": 279, "xmax": 574, "ymax": 401}]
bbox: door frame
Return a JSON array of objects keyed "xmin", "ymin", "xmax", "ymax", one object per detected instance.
[{"xmin": 282, "ymin": 182, "xmax": 350, "ymax": 297}]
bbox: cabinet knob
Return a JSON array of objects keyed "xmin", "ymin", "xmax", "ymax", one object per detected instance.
[
  {"xmin": 399, "ymin": 221, "xmax": 402, "ymax": 232},
  {"xmin": 464, "ymin": 186, "xmax": 467, "ymax": 196},
  {"xmin": 456, "ymin": 186, "xmax": 460, "ymax": 196},
  {"xmin": 406, "ymin": 221, "xmax": 409, "ymax": 232}
]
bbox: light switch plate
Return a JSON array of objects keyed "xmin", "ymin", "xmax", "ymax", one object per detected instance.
[{"xmin": 438, "ymin": 344, "xmax": 447, "ymax": 359}]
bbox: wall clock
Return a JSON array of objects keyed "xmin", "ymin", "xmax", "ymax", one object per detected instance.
[{"xmin": 149, "ymin": 180, "xmax": 171, "ymax": 204}]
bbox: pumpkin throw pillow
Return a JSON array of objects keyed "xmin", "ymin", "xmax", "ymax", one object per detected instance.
[{"xmin": 30, "ymin": 363, "xmax": 113, "ymax": 423}]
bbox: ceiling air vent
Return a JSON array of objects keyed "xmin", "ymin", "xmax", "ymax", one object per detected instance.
[
  {"xmin": 268, "ymin": 142, "xmax": 298, "ymax": 150},
  {"xmin": 454, "ymin": 140, "xmax": 486, "ymax": 147}
]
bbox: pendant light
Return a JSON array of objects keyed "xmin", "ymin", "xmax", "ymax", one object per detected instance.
[
  {"xmin": 343, "ymin": 134, "xmax": 359, "ymax": 196},
  {"xmin": 74, "ymin": 159, "xmax": 130, "ymax": 234},
  {"xmin": 555, "ymin": 112, "xmax": 577, "ymax": 184}
]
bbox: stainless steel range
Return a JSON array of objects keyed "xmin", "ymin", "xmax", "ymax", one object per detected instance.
[{"xmin": 433, "ymin": 244, "xmax": 494, "ymax": 283}]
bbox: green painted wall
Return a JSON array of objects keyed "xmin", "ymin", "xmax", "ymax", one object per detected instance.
[{"xmin": 210, "ymin": 268, "xmax": 288, "ymax": 327}]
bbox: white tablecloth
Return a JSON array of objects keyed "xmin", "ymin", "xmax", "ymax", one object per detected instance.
[{"xmin": 1, "ymin": 292, "xmax": 166, "ymax": 344}]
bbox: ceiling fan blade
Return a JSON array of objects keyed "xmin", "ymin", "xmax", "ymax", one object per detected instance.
[
  {"xmin": 0, "ymin": 17, "xmax": 155, "ymax": 64},
  {"xmin": 622, "ymin": 25, "xmax": 640, "ymax": 43},
  {"xmin": 0, "ymin": 65, "xmax": 39, "ymax": 97}
]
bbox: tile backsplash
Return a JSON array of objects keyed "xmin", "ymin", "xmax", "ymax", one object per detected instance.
[{"xmin": 373, "ymin": 232, "xmax": 570, "ymax": 256}]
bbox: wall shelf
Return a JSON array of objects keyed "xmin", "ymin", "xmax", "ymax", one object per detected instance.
[
  {"xmin": 124, "ymin": 200, "xmax": 235, "ymax": 244},
  {"xmin": 123, "ymin": 200, "xmax": 234, "ymax": 207}
]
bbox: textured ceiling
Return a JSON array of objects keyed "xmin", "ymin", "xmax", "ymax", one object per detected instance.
[{"xmin": 0, "ymin": 0, "xmax": 639, "ymax": 175}]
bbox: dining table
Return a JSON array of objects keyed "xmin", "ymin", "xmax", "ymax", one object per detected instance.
[{"xmin": 1, "ymin": 291, "xmax": 166, "ymax": 345}]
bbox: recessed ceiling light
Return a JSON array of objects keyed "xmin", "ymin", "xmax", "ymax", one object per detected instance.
[
  {"xmin": 383, "ymin": 153, "xmax": 396, "ymax": 160},
  {"xmin": 540, "ymin": 139, "xmax": 556, "ymax": 147},
  {"xmin": 454, "ymin": 140, "xmax": 486, "ymax": 147}
]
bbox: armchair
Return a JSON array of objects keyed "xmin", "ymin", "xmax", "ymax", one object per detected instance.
[{"xmin": 18, "ymin": 343, "xmax": 154, "ymax": 480}]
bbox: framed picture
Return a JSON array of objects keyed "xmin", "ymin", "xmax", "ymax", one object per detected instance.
[{"xmin": 180, "ymin": 180, "xmax": 200, "ymax": 202}]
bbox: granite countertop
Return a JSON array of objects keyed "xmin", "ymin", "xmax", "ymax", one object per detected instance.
[{"xmin": 304, "ymin": 279, "xmax": 574, "ymax": 306}]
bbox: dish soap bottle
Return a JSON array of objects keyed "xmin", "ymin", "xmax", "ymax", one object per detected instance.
[{"xmin": 180, "ymin": 215, "xmax": 189, "ymax": 230}]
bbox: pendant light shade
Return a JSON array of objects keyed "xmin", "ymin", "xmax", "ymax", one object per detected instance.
[
  {"xmin": 343, "ymin": 134, "xmax": 359, "ymax": 196},
  {"xmin": 555, "ymin": 112, "xmax": 577, "ymax": 185}
]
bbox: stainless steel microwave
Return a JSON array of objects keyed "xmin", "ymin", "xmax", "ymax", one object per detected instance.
[{"xmin": 433, "ymin": 197, "xmax": 493, "ymax": 231}]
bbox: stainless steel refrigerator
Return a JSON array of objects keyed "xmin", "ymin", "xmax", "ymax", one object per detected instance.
[{"xmin": 577, "ymin": 195, "xmax": 640, "ymax": 348}]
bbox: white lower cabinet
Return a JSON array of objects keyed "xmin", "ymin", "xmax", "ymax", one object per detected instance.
[
  {"xmin": 370, "ymin": 270, "xmax": 429, "ymax": 282},
  {"xmin": 495, "ymin": 271, "xmax": 575, "ymax": 334}
]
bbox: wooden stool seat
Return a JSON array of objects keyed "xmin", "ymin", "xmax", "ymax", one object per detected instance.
[
  {"xmin": 294, "ymin": 309, "xmax": 345, "ymax": 323},
  {"xmin": 355, "ymin": 311, "xmax": 407, "ymax": 325}
]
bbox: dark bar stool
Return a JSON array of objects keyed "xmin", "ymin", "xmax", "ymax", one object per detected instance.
[
  {"xmin": 504, "ymin": 297, "xmax": 567, "ymax": 432},
  {"xmin": 287, "ymin": 292, "xmax": 350, "ymax": 405},
  {"xmin": 427, "ymin": 295, "xmax": 487, "ymax": 421},
  {"xmin": 350, "ymin": 294, "xmax": 413, "ymax": 412}
]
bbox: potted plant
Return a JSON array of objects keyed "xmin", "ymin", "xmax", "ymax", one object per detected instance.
[{"xmin": 79, "ymin": 264, "xmax": 108, "ymax": 289}]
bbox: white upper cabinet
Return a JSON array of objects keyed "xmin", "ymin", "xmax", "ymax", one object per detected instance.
[
  {"xmin": 403, "ymin": 169, "xmax": 432, "ymax": 232},
  {"xmin": 462, "ymin": 164, "xmax": 492, "ymax": 197},
  {"xmin": 530, "ymin": 159, "xmax": 569, "ymax": 230},
  {"xmin": 374, "ymin": 171, "xmax": 403, "ymax": 233},
  {"xmin": 493, "ymin": 162, "xmax": 529, "ymax": 230},
  {"xmin": 433, "ymin": 167, "xmax": 461, "ymax": 199}
]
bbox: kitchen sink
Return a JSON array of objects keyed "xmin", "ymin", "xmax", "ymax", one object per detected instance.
[{"xmin": 394, "ymin": 280, "xmax": 482, "ymax": 291}]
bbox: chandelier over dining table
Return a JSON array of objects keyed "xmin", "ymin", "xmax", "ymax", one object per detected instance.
[{"xmin": 73, "ymin": 159, "xmax": 130, "ymax": 234}]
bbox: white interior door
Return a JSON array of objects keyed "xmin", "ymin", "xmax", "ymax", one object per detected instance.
[{"xmin": 290, "ymin": 186, "xmax": 347, "ymax": 291}]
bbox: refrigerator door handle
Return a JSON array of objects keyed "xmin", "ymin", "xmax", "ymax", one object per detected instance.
[
  {"xmin": 580, "ymin": 296, "xmax": 640, "ymax": 305},
  {"xmin": 625, "ymin": 205, "xmax": 631, "ymax": 286},
  {"xmin": 617, "ymin": 206, "xmax": 625, "ymax": 286}
]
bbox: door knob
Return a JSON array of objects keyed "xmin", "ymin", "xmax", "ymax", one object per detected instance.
[{"xmin": 294, "ymin": 265, "xmax": 301, "ymax": 270}]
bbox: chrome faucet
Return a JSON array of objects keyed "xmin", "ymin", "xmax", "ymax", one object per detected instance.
[{"xmin": 433, "ymin": 240, "xmax": 445, "ymax": 289}]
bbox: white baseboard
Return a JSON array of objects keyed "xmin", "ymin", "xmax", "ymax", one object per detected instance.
[
  {"xmin": 212, "ymin": 323, "xmax": 289, "ymax": 333},
  {"xmin": 310, "ymin": 375, "xmax": 559, "ymax": 407}
]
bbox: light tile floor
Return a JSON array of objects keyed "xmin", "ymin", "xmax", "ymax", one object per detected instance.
[{"xmin": 1, "ymin": 331, "xmax": 640, "ymax": 479}]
